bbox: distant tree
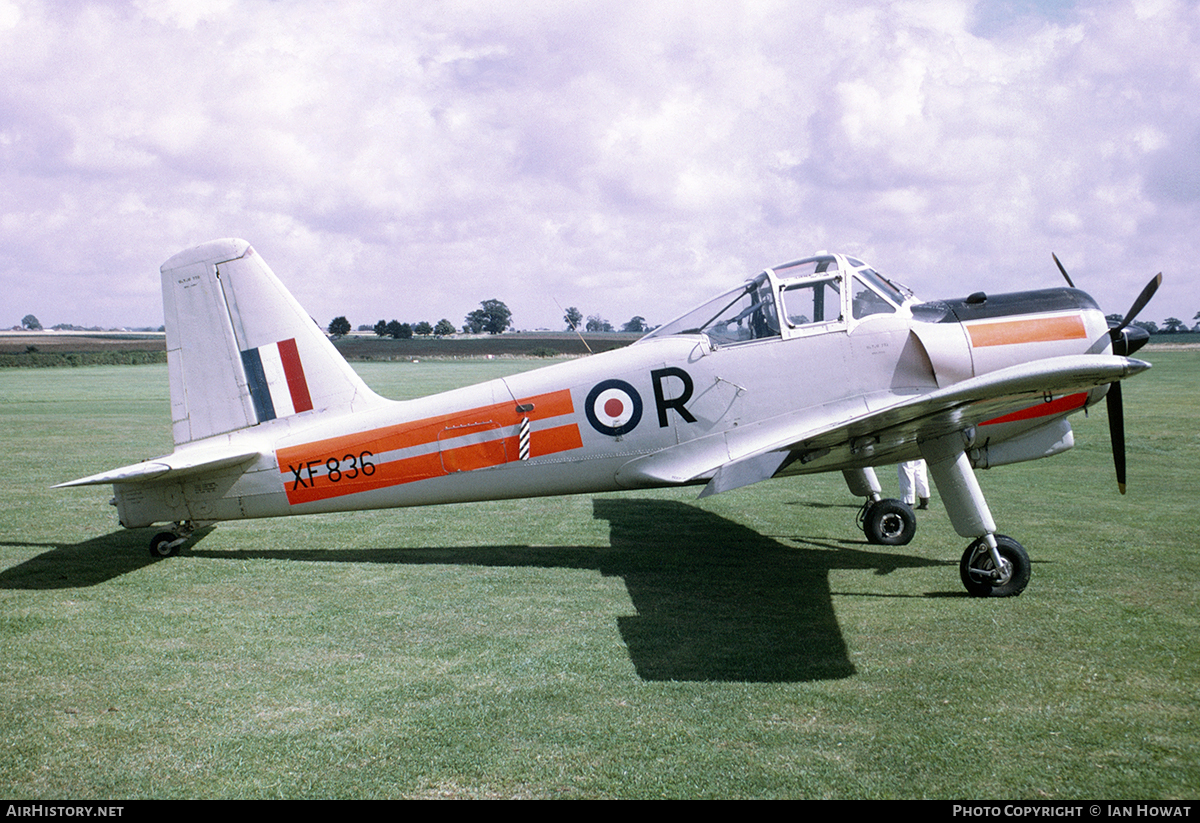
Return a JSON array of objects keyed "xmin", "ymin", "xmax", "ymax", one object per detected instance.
[
  {"xmin": 21, "ymin": 314, "xmax": 41, "ymax": 331},
  {"xmin": 621, "ymin": 315, "xmax": 648, "ymax": 333},
  {"xmin": 465, "ymin": 299, "xmax": 512, "ymax": 335},
  {"xmin": 385, "ymin": 319, "xmax": 413, "ymax": 339},
  {"xmin": 433, "ymin": 318, "xmax": 455, "ymax": 336},
  {"xmin": 1132, "ymin": 320, "xmax": 1159, "ymax": 335},
  {"xmin": 373, "ymin": 319, "xmax": 389, "ymax": 337},
  {"xmin": 585, "ymin": 313, "xmax": 613, "ymax": 332},
  {"xmin": 327, "ymin": 316, "xmax": 351, "ymax": 337},
  {"xmin": 563, "ymin": 306, "xmax": 583, "ymax": 331},
  {"xmin": 413, "ymin": 320, "xmax": 434, "ymax": 336},
  {"xmin": 1162, "ymin": 317, "xmax": 1185, "ymax": 333}
]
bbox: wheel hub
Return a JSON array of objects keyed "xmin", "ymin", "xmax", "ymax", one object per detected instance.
[
  {"xmin": 968, "ymin": 550, "xmax": 1013, "ymax": 585},
  {"xmin": 880, "ymin": 513, "xmax": 904, "ymax": 538},
  {"xmin": 991, "ymin": 556, "xmax": 1013, "ymax": 585}
]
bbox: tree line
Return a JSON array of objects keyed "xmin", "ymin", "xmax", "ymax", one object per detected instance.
[
  {"xmin": 16, "ymin": 304, "xmax": 1200, "ymax": 339},
  {"xmin": 561, "ymin": 306, "xmax": 648, "ymax": 333},
  {"xmin": 325, "ymin": 306, "xmax": 1200, "ymax": 339},
  {"xmin": 325, "ymin": 299, "xmax": 513, "ymax": 339},
  {"xmin": 1111, "ymin": 313, "xmax": 1200, "ymax": 335},
  {"xmin": 325, "ymin": 300, "xmax": 653, "ymax": 339}
]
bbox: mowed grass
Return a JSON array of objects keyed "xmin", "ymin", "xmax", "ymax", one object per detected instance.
[{"xmin": 1, "ymin": 354, "xmax": 1197, "ymax": 799}]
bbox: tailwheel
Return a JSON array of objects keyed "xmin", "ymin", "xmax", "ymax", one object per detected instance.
[
  {"xmin": 149, "ymin": 532, "xmax": 182, "ymax": 558},
  {"xmin": 960, "ymin": 535, "xmax": 1030, "ymax": 598},
  {"xmin": 862, "ymin": 498, "xmax": 917, "ymax": 546},
  {"xmin": 148, "ymin": 522, "xmax": 196, "ymax": 558}
]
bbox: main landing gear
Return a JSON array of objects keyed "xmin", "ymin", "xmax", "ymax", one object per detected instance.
[
  {"xmin": 844, "ymin": 468, "xmax": 917, "ymax": 546},
  {"xmin": 845, "ymin": 435, "xmax": 1032, "ymax": 596},
  {"xmin": 859, "ymin": 498, "xmax": 917, "ymax": 545},
  {"xmin": 921, "ymin": 430, "xmax": 1030, "ymax": 598},
  {"xmin": 148, "ymin": 521, "xmax": 197, "ymax": 558},
  {"xmin": 960, "ymin": 535, "xmax": 1031, "ymax": 598}
]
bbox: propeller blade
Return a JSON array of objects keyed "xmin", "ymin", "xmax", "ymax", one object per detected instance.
[
  {"xmin": 1106, "ymin": 381, "xmax": 1126, "ymax": 494},
  {"xmin": 1110, "ymin": 272, "xmax": 1163, "ymax": 336},
  {"xmin": 1099, "ymin": 272, "xmax": 1158, "ymax": 493},
  {"xmin": 1052, "ymin": 253, "xmax": 1075, "ymax": 288}
]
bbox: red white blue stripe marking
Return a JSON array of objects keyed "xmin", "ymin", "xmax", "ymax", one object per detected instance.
[{"xmin": 241, "ymin": 338, "xmax": 314, "ymax": 422}]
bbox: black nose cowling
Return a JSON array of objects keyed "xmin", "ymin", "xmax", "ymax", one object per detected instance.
[{"xmin": 909, "ymin": 286, "xmax": 1102, "ymax": 325}]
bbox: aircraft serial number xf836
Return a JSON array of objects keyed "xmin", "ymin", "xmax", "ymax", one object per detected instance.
[{"xmin": 59, "ymin": 239, "xmax": 1160, "ymax": 597}]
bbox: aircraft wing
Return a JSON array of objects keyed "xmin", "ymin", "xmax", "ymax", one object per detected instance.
[
  {"xmin": 54, "ymin": 449, "xmax": 261, "ymax": 488},
  {"xmin": 615, "ymin": 354, "xmax": 1150, "ymax": 495}
]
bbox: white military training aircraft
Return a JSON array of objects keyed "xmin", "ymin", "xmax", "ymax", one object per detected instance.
[{"xmin": 58, "ymin": 239, "xmax": 1160, "ymax": 597}]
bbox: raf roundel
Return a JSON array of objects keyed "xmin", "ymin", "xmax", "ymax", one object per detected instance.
[{"xmin": 585, "ymin": 379, "xmax": 643, "ymax": 437}]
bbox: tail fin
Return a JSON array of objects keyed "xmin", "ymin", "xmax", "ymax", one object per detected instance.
[{"xmin": 161, "ymin": 238, "xmax": 384, "ymax": 445}]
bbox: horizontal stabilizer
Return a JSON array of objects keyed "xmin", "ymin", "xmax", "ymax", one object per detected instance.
[{"xmin": 54, "ymin": 450, "xmax": 260, "ymax": 488}]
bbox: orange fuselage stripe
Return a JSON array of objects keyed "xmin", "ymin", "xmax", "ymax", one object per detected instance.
[
  {"xmin": 276, "ymin": 389, "xmax": 581, "ymax": 505},
  {"xmin": 967, "ymin": 314, "xmax": 1088, "ymax": 348}
]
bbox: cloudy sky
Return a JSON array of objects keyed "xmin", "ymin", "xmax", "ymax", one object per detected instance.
[{"xmin": 2, "ymin": 0, "xmax": 1197, "ymax": 333}]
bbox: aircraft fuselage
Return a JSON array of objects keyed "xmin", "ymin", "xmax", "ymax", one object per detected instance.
[{"xmin": 111, "ymin": 286, "xmax": 1110, "ymax": 529}]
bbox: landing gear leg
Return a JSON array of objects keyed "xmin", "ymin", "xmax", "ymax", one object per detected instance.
[
  {"xmin": 148, "ymin": 521, "xmax": 196, "ymax": 558},
  {"xmin": 845, "ymin": 468, "xmax": 917, "ymax": 546},
  {"xmin": 920, "ymin": 431, "xmax": 1030, "ymax": 597}
]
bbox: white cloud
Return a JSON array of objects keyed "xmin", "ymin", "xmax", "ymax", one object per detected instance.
[
  {"xmin": 0, "ymin": 0, "xmax": 1197, "ymax": 331},
  {"xmin": 0, "ymin": 0, "xmax": 19, "ymax": 30},
  {"xmin": 135, "ymin": 0, "xmax": 236, "ymax": 29}
]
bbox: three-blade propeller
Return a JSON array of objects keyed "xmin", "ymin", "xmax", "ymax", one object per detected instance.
[{"xmin": 1053, "ymin": 255, "xmax": 1161, "ymax": 494}]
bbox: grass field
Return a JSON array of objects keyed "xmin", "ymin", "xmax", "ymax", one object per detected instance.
[{"xmin": 1, "ymin": 354, "xmax": 1197, "ymax": 799}]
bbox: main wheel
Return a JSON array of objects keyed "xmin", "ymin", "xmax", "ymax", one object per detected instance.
[
  {"xmin": 863, "ymin": 499, "xmax": 917, "ymax": 546},
  {"xmin": 149, "ymin": 531, "xmax": 181, "ymax": 558},
  {"xmin": 960, "ymin": 535, "xmax": 1030, "ymax": 597}
]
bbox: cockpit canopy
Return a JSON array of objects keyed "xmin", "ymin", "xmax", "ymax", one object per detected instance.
[{"xmin": 643, "ymin": 253, "xmax": 913, "ymax": 345}]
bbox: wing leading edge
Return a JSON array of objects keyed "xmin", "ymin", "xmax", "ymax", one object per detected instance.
[{"xmin": 614, "ymin": 354, "xmax": 1149, "ymax": 497}]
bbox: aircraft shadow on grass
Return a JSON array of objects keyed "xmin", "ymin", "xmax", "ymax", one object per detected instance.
[
  {"xmin": 0, "ymin": 527, "xmax": 215, "ymax": 590},
  {"xmin": 1, "ymin": 499, "xmax": 945, "ymax": 683}
]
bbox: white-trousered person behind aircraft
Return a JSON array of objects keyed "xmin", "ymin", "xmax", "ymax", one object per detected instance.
[{"xmin": 59, "ymin": 239, "xmax": 1160, "ymax": 597}]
